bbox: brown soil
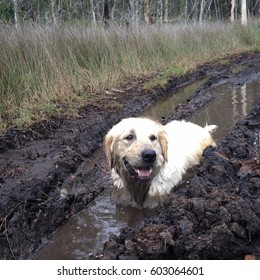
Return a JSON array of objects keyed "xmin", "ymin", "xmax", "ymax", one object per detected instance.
[{"xmin": 0, "ymin": 52, "xmax": 259, "ymax": 259}]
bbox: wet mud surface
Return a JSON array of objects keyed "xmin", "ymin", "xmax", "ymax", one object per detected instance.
[{"xmin": 0, "ymin": 52, "xmax": 259, "ymax": 259}]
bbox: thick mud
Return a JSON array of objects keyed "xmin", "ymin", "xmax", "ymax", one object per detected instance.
[{"xmin": 0, "ymin": 52, "xmax": 259, "ymax": 259}]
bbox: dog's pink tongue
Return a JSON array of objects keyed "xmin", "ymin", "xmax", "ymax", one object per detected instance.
[{"xmin": 135, "ymin": 168, "xmax": 152, "ymax": 179}]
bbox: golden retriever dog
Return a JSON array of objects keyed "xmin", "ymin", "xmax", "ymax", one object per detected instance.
[{"xmin": 104, "ymin": 118, "xmax": 217, "ymax": 208}]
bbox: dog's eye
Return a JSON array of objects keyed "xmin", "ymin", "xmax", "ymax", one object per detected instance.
[
  {"xmin": 149, "ymin": 135, "xmax": 157, "ymax": 141},
  {"xmin": 125, "ymin": 134, "xmax": 134, "ymax": 141}
]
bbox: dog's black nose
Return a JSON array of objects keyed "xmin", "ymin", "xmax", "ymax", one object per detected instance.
[{"xmin": 142, "ymin": 149, "xmax": 156, "ymax": 163}]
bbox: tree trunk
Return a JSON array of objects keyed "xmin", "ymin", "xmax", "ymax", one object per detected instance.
[
  {"xmin": 241, "ymin": 0, "xmax": 247, "ymax": 25},
  {"xmin": 164, "ymin": 0, "xmax": 169, "ymax": 23},
  {"xmin": 50, "ymin": 0, "xmax": 57, "ymax": 25},
  {"xmin": 103, "ymin": 0, "xmax": 110, "ymax": 28},
  {"xmin": 158, "ymin": 0, "xmax": 163, "ymax": 23},
  {"xmin": 128, "ymin": 0, "xmax": 135, "ymax": 25},
  {"xmin": 13, "ymin": 0, "xmax": 20, "ymax": 28},
  {"xmin": 231, "ymin": 0, "xmax": 236, "ymax": 22},
  {"xmin": 144, "ymin": 0, "xmax": 153, "ymax": 24},
  {"xmin": 199, "ymin": 0, "xmax": 205, "ymax": 24},
  {"xmin": 184, "ymin": 0, "xmax": 188, "ymax": 22},
  {"xmin": 90, "ymin": 0, "xmax": 97, "ymax": 25}
]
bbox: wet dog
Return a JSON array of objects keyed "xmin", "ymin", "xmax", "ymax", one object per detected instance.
[{"xmin": 104, "ymin": 118, "xmax": 217, "ymax": 208}]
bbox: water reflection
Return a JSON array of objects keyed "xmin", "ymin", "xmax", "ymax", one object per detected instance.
[
  {"xmin": 254, "ymin": 131, "xmax": 260, "ymax": 154},
  {"xmin": 241, "ymin": 84, "xmax": 247, "ymax": 116},
  {"xmin": 189, "ymin": 80, "xmax": 260, "ymax": 140}
]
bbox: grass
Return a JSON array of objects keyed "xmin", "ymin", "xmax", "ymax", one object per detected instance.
[
  {"xmin": 142, "ymin": 67, "xmax": 186, "ymax": 91},
  {"xmin": 0, "ymin": 21, "xmax": 260, "ymax": 131}
]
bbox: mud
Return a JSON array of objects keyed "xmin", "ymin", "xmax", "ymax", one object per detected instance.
[{"xmin": 0, "ymin": 52, "xmax": 259, "ymax": 259}]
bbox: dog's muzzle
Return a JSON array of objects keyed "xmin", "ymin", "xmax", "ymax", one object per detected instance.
[{"xmin": 124, "ymin": 149, "xmax": 156, "ymax": 180}]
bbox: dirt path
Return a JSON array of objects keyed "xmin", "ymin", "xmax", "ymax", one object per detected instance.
[{"xmin": 0, "ymin": 52, "xmax": 259, "ymax": 259}]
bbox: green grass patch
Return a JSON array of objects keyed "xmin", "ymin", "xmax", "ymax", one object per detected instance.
[
  {"xmin": 0, "ymin": 21, "xmax": 260, "ymax": 131},
  {"xmin": 252, "ymin": 45, "xmax": 260, "ymax": 53},
  {"xmin": 167, "ymin": 67, "xmax": 186, "ymax": 77},
  {"xmin": 143, "ymin": 67, "xmax": 186, "ymax": 91}
]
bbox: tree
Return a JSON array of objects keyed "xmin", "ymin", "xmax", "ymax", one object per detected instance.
[
  {"xmin": 144, "ymin": 0, "xmax": 153, "ymax": 24},
  {"xmin": 90, "ymin": 0, "xmax": 97, "ymax": 25},
  {"xmin": 241, "ymin": 0, "xmax": 247, "ymax": 25},
  {"xmin": 164, "ymin": 0, "xmax": 169, "ymax": 22},
  {"xmin": 103, "ymin": 0, "xmax": 110, "ymax": 28},
  {"xmin": 231, "ymin": 0, "xmax": 236, "ymax": 22},
  {"xmin": 50, "ymin": 0, "xmax": 57, "ymax": 25},
  {"xmin": 12, "ymin": 0, "xmax": 20, "ymax": 28},
  {"xmin": 199, "ymin": 0, "xmax": 205, "ymax": 24}
]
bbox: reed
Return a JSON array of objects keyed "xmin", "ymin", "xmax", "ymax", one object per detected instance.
[{"xmin": 0, "ymin": 21, "xmax": 259, "ymax": 130}]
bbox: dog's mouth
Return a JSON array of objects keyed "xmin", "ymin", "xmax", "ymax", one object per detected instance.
[{"xmin": 124, "ymin": 160, "xmax": 152, "ymax": 180}]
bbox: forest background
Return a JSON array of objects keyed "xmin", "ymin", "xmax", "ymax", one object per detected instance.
[{"xmin": 0, "ymin": 0, "xmax": 259, "ymax": 26}]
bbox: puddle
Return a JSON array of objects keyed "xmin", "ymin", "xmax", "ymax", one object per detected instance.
[
  {"xmin": 33, "ymin": 78, "xmax": 260, "ymax": 260},
  {"xmin": 189, "ymin": 81, "xmax": 260, "ymax": 141},
  {"xmin": 34, "ymin": 188, "xmax": 156, "ymax": 259},
  {"xmin": 142, "ymin": 79, "xmax": 206, "ymax": 119}
]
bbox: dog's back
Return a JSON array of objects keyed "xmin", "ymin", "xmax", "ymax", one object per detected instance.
[{"xmin": 165, "ymin": 120, "xmax": 217, "ymax": 168}]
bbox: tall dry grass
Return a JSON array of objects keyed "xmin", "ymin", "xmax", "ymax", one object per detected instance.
[{"xmin": 0, "ymin": 21, "xmax": 259, "ymax": 130}]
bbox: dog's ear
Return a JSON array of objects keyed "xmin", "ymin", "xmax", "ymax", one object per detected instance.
[
  {"xmin": 158, "ymin": 130, "xmax": 168, "ymax": 162},
  {"xmin": 103, "ymin": 135, "xmax": 116, "ymax": 168}
]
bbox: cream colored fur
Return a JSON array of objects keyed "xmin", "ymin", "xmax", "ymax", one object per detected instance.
[{"xmin": 104, "ymin": 117, "xmax": 217, "ymax": 208}]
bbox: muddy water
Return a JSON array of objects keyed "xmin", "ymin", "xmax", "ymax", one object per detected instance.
[
  {"xmin": 33, "ymin": 78, "xmax": 260, "ymax": 260},
  {"xmin": 189, "ymin": 81, "xmax": 260, "ymax": 141},
  {"xmin": 34, "ymin": 187, "xmax": 155, "ymax": 259},
  {"xmin": 142, "ymin": 79, "xmax": 207, "ymax": 119}
]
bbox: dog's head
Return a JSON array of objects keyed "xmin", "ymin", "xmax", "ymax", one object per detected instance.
[{"xmin": 104, "ymin": 118, "xmax": 168, "ymax": 205}]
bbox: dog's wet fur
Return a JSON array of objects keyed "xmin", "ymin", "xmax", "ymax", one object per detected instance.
[{"xmin": 104, "ymin": 117, "xmax": 217, "ymax": 208}]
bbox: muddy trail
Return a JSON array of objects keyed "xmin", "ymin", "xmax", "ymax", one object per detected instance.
[{"xmin": 0, "ymin": 52, "xmax": 259, "ymax": 260}]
